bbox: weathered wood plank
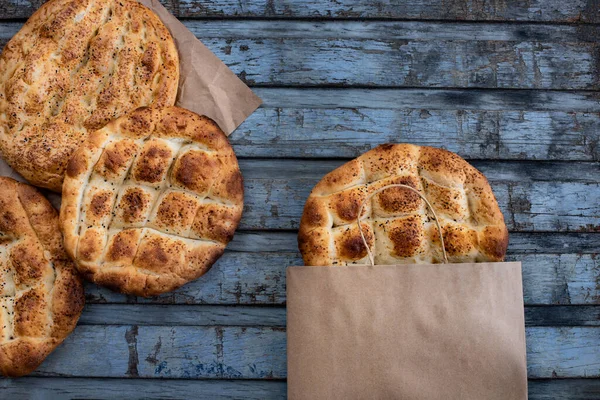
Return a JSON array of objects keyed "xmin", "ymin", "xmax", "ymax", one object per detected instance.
[
  {"xmin": 232, "ymin": 108, "xmax": 600, "ymax": 161},
  {"xmin": 0, "ymin": 0, "xmax": 598, "ymax": 22},
  {"xmin": 0, "ymin": 21, "xmax": 598, "ymax": 89},
  {"xmin": 83, "ymin": 251, "xmax": 600, "ymax": 306},
  {"xmin": 78, "ymin": 304, "xmax": 600, "ymax": 327},
  {"xmin": 527, "ymin": 327, "xmax": 600, "ymax": 379},
  {"xmin": 193, "ymin": 39, "xmax": 600, "ymax": 89},
  {"xmin": 4, "ymin": 378, "xmax": 598, "ymax": 400},
  {"xmin": 32, "ymin": 326, "xmax": 287, "ymax": 379},
  {"xmin": 0, "ymin": 378, "xmax": 287, "ymax": 399},
  {"xmin": 234, "ymin": 159, "xmax": 600, "ymax": 231},
  {"xmin": 27, "ymin": 326, "xmax": 600, "ymax": 379}
]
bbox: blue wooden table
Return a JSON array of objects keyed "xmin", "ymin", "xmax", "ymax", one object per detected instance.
[{"xmin": 1, "ymin": 0, "xmax": 600, "ymax": 398}]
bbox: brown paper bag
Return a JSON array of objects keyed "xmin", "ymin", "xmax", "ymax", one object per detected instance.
[{"xmin": 287, "ymin": 184, "xmax": 527, "ymax": 399}]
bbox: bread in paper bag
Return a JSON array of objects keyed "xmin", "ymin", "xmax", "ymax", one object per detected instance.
[{"xmin": 298, "ymin": 143, "xmax": 508, "ymax": 266}]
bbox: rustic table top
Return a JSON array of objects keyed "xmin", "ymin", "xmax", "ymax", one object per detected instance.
[{"xmin": 1, "ymin": 0, "xmax": 599, "ymax": 398}]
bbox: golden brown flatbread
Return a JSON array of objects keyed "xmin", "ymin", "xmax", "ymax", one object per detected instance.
[
  {"xmin": 60, "ymin": 107, "xmax": 243, "ymax": 297},
  {"xmin": 0, "ymin": 177, "xmax": 84, "ymax": 377},
  {"xmin": 0, "ymin": 0, "xmax": 179, "ymax": 191},
  {"xmin": 299, "ymin": 144, "xmax": 508, "ymax": 266}
]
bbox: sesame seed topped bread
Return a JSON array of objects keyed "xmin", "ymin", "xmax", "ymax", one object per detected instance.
[
  {"xmin": 0, "ymin": 0, "xmax": 179, "ymax": 192},
  {"xmin": 0, "ymin": 177, "xmax": 84, "ymax": 377},
  {"xmin": 60, "ymin": 107, "xmax": 244, "ymax": 297},
  {"xmin": 298, "ymin": 144, "xmax": 508, "ymax": 266}
]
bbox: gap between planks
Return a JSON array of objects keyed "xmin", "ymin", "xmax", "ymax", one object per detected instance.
[{"xmin": 76, "ymin": 304, "xmax": 600, "ymax": 327}]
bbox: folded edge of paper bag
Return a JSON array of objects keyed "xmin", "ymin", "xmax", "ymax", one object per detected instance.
[
  {"xmin": 287, "ymin": 262, "xmax": 527, "ymax": 400},
  {"xmin": 139, "ymin": 0, "xmax": 262, "ymax": 135}
]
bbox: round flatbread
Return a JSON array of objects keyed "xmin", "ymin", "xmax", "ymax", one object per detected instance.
[
  {"xmin": 0, "ymin": 177, "xmax": 84, "ymax": 377},
  {"xmin": 0, "ymin": 0, "xmax": 179, "ymax": 192},
  {"xmin": 60, "ymin": 107, "xmax": 243, "ymax": 297},
  {"xmin": 299, "ymin": 144, "xmax": 508, "ymax": 266}
]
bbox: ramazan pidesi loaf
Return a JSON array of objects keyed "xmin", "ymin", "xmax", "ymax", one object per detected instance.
[
  {"xmin": 60, "ymin": 107, "xmax": 243, "ymax": 297},
  {"xmin": 0, "ymin": 0, "xmax": 179, "ymax": 191},
  {"xmin": 299, "ymin": 144, "xmax": 508, "ymax": 266},
  {"xmin": 0, "ymin": 177, "xmax": 84, "ymax": 377}
]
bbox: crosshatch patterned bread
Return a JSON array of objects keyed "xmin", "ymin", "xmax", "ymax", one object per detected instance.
[
  {"xmin": 299, "ymin": 144, "xmax": 509, "ymax": 266},
  {"xmin": 0, "ymin": 177, "xmax": 84, "ymax": 377},
  {"xmin": 60, "ymin": 106, "xmax": 244, "ymax": 297},
  {"xmin": 0, "ymin": 0, "xmax": 179, "ymax": 192}
]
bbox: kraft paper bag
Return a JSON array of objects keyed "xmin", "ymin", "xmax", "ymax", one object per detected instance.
[{"xmin": 287, "ymin": 262, "xmax": 527, "ymax": 400}]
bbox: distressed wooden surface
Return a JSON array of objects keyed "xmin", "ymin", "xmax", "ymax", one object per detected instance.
[
  {"xmin": 0, "ymin": 0, "xmax": 598, "ymax": 22},
  {"xmin": 4, "ymin": 379, "xmax": 600, "ymax": 400},
  {"xmin": 82, "ymin": 232, "xmax": 600, "ymax": 306},
  {"xmin": 0, "ymin": 21, "xmax": 599, "ymax": 89},
  {"xmin": 1, "ymin": 0, "xmax": 599, "ymax": 397},
  {"xmin": 3, "ymin": 325, "xmax": 592, "ymax": 379},
  {"xmin": 236, "ymin": 159, "xmax": 600, "ymax": 231},
  {"xmin": 233, "ymin": 107, "xmax": 600, "ymax": 161}
]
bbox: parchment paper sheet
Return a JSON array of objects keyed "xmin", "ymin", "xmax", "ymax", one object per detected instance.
[
  {"xmin": 139, "ymin": 0, "xmax": 262, "ymax": 135},
  {"xmin": 0, "ymin": 0, "xmax": 261, "ymax": 207},
  {"xmin": 287, "ymin": 262, "xmax": 527, "ymax": 400}
]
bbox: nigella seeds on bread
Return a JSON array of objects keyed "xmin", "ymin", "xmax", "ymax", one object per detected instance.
[
  {"xmin": 60, "ymin": 107, "xmax": 243, "ymax": 297},
  {"xmin": 0, "ymin": 0, "xmax": 179, "ymax": 192},
  {"xmin": 298, "ymin": 144, "xmax": 508, "ymax": 266},
  {"xmin": 0, "ymin": 177, "xmax": 84, "ymax": 377}
]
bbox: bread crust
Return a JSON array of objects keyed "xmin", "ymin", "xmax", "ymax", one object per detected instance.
[
  {"xmin": 298, "ymin": 144, "xmax": 509, "ymax": 266},
  {"xmin": 60, "ymin": 107, "xmax": 243, "ymax": 297},
  {"xmin": 0, "ymin": 177, "xmax": 85, "ymax": 377},
  {"xmin": 0, "ymin": 0, "xmax": 179, "ymax": 191}
]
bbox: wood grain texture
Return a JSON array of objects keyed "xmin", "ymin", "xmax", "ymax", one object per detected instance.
[
  {"xmin": 4, "ymin": 378, "xmax": 599, "ymax": 400},
  {"xmin": 21, "ymin": 326, "xmax": 599, "ymax": 379},
  {"xmin": 0, "ymin": 378, "xmax": 287, "ymax": 399},
  {"xmin": 83, "ymin": 253, "xmax": 600, "ymax": 306},
  {"xmin": 234, "ymin": 159, "xmax": 600, "ymax": 231},
  {"xmin": 527, "ymin": 327, "xmax": 600, "ymax": 379},
  {"xmin": 230, "ymin": 87, "xmax": 600, "ymax": 161},
  {"xmin": 0, "ymin": 21, "xmax": 599, "ymax": 89},
  {"xmin": 230, "ymin": 88, "xmax": 600, "ymax": 161},
  {"xmin": 233, "ymin": 107, "xmax": 600, "ymax": 161},
  {"xmin": 0, "ymin": 0, "xmax": 598, "ymax": 22},
  {"xmin": 77, "ymin": 304, "xmax": 600, "ymax": 327}
]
